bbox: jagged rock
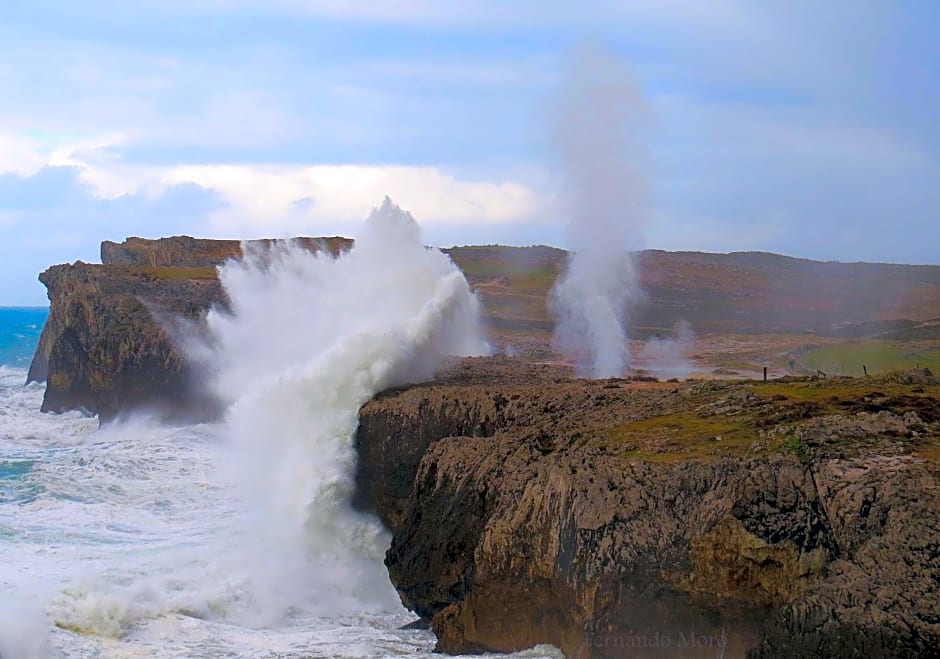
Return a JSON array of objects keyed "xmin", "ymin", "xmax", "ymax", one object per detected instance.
[
  {"xmin": 29, "ymin": 236, "xmax": 351, "ymax": 423},
  {"xmin": 31, "ymin": 240, "xmax": 940, "ymax": 418},
  {"xmin": 100, "ymin": 235, "xmax": 352, "ymax": 267},
  {"xmin": 26, "ymin": 236, "xmax": 940, "ymax": 654},
  {"xmin": 354, "ymin": 359, "xmax": 940, "ymax": 658},
  {"xmin": 31, "ymin": 262, "xmax": 224, "ymax": 422}
]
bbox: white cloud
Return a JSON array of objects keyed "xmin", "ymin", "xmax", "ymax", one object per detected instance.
[
  {"xmin": 1, "ymin": 0, "xmax": 936, "ymax": 276},
  {"xmin": 44, "ymin": 132, "xmax": 149, "ymax": 197},
  {"xmin": 1, "ymin": 132, "xmax": 543, "ymax": 235},
  {"xmin": 161, "ymin": 164, "xmax": 542, "ymax": 235},
  {"xmin": 0, "ymin": 130, "xmax": 142, "ymax": 188},
  {"xmin": 0, "ymin": 133, "xmax": 47, "ymax": 177}
]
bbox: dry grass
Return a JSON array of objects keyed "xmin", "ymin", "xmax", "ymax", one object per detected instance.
[
  {"xmin": 601, "ymin": 412, "xmax": 756, "ymax": 462},
  {"xmin": 131, "ymin": 266, "xmax": 219, "ymax": 281}
]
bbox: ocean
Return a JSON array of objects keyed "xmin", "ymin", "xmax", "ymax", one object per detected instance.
[
  {"xmin": 0, "ymin": 309, "xmax": 436, "ymax": 658},
  {"xmin": 0, "ymin": 307, "xmax": 46, "ymax": 371},
  {"xmin": 0, "ymin": 212, "xmax": 561, "ymax": 659}
]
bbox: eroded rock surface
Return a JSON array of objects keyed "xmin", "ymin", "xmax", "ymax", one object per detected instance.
[
  {"xmin": 31, "ymin": 262, "xmax": 224, "ymax": 422},
  {"xmin": 355, "ymin": 360, "xmax": 940, "ymax": 657},
  {"xmin": 29, "ymin": 236, "xmax": 350, "ymax": 422},
  {"xmin": 32, "ymin": 239, "xmax": 940, "ymax": 419},
  {"xmin": 100, "ymin": 235, "xmax": 352, "ymax": 268}
]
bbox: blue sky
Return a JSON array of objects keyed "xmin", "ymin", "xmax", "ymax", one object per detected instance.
[{"xmin": 1, "ymin": 1, "xmax": 938, "ymax": 305}]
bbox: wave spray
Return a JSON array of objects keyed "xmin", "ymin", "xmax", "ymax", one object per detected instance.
[
  {"xmin": 547, "ymin": 43, "xmax": 649, "ymax": 378},
  {"xmin": 204, "ymin": 196, "xmax": 488, "ymax": 620}
]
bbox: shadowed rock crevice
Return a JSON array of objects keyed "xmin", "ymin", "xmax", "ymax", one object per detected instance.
[{"xmin": 354, "ymin": 359, "xmax": 940, "ymax": 658}]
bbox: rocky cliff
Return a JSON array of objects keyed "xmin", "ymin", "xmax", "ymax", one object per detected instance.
[
  {"xmin": 31, "ymin": 238, "xmax": 940, "ymax": 420},
  {"xmin": 29, "ymin": 262, "xmax": 224, "ymax": 422},
  {"xmin": 29, "ymin": 236, "xmax": 350, "ymax": 422},
  {"xmin": 445, "ymin": 246, "xmax": 940, "ymax": 350},
  {"xmin": 100, "ymin": 235, "xmax": 352, "ymax": 268},
  {"xmin": 28, "ymin": 236, "xmax": 940, "ymax": 655},
  {"xmin": 356, "ymin": 359, "xmax": 940, "ymax": 657}
]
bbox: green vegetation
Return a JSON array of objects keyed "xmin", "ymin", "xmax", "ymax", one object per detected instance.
[
  {"xmin": 713, "ymin": 356, "xmax": 765, "ymax": 372},
  {"xmin": 797, "ymin": 341, "xmax": 940, "ymax": 377},
  {"xmin": 589, "ymin": 374, "xmax": 940, "ymax": 464},
  {"xmin": 450, "ymin": 256, "xmax": 558, "ymax": 288},
  {"xmin": 782, "ymin": 436, "xmax": 809, "ymax": 463},
  {"xmin": 446, "ymin": 250, "xmax": 561, "ymax": 338},
  {"xmin": 54, "ymin": 621, "xmax": 93, "ymax": 635},
  {"xmin": 749, "ymin": 378, "xmax": 925, "ymax": 408},
  {"xmin": 601, "ymin": 412, "xmax": 755, "ymax": 462},
  {"xmin": 509, "ymin": 270, "xmax": 559, "ymax": 293},
  {"xmin": 131, "ymin": 266, "xmax": 219, "ymax": 281}
]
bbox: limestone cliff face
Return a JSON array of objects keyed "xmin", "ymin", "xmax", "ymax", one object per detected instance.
[
  {"xmin": 31, "ymin": 262, "xmax": 225, "ymax": 422},
  {"xmin": 30, "ymin": 236, "xmax": 351, "ymax": 422},
  {"xmin": 28, "ymin": 232, "xmax": 940, "ymax": 655},
  {"xmin": 32, "ymin": 239, "xmax": 940, "ymax": 416},
  {"xmin": 100, "ymin": 235, "xmax": 353, "ymax": 268},
  {"xmin": 355, "ymin": 360, "xmax": 940, "ymax": 658}
]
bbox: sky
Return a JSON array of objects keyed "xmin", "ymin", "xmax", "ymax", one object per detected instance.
[{"xmin": 1, "ymin": 1, "xmax": 938, "ymax": 305}]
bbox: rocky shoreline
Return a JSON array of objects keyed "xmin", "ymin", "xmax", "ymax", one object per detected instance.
[
  {"xmin": 27, "ymin": 236, "xmax": 350, "ymax": 422},
  {"xmin": 26, "ymin": 237, "xmax": 940, "ymax": 656},
  {"xmin": 357, "ymin": 358, "xmax": 940, "ymax": 657},
  {"xmin": 30, "ymin": 237, "xmax": 940, "ymax": 423}
]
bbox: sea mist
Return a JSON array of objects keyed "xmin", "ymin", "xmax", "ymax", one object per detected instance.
[
  {"xmin": 36, "ymin": 198, "xmax": 489, "ymax": 646},
  {"xmin": 547, "ymin": 43, "xmax": 649, "ymax": 378},
  {"xmin": 203, "ymin": 196, "xmax": 488, "ymax": 620},
  {"xmin": 638, "ymin": 321, "xmax": 695, "ymax": 381}
]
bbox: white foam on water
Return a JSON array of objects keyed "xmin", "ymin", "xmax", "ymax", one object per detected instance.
[
  {"xmin": 0, "ymin": 202, "xmax": 566, "ymax": 657},
  {"xmin": 197, "ymin": 198, "xmax": 489, "ymax": 626}
]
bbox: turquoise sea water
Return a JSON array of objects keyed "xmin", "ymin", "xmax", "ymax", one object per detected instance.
[{"xmin": 0, "ymin": 307, "xmax": 47, "ymax": 369}]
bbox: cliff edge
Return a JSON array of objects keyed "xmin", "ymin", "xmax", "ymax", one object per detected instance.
[
  {"xmin": 26, "ymin": 237, "xmax": 940, "ymax": 656},
  {"xmin": 29, "ymin": 261, "xmax": 223, "ymax": 422},
  {"xmin": 29, "ymin": 236, "xmax": 351, "ymax": 422},
  {"xmin": 29, "ymin": 239, "xmax": 940, "ymax": 421},
  {"xmin": 356, "ymin": 358, "xmax": 940, "ymax": 657}
]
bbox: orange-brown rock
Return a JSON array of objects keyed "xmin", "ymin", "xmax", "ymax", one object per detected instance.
[
  {"xmin": 29, "ymin": 237, "xmax": 350, "ymax": 422},
  {"xmin": 355, "ymin": 359, "xmax": 940, "ymax": 657},
  {"xmin": 100, "ymin": 235, "xmax": 352, "ymax": 268}
]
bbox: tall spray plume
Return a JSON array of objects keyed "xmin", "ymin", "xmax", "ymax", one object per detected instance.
[
  {"xmin": 202, "ymin": 197, "xmax": 488, "ymax": 621},
  {"xmin": 547, "ymin": 43, "xmax": 649, "ymax": 378}
]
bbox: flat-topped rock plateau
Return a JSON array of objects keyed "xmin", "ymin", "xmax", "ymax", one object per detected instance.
[
  {"xmin": 26, "ymin": 236, "xmax": 940, "ymax": 657},
  {"xmin": 356, "ymin": 358, "xmax": 940, "ymax": 657}
]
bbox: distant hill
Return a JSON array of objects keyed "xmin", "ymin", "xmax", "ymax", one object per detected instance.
[
  {"xmin": 444, "ymin": 246, "xmax": 940, "ymax": 353},
  {"xmin": 30, "ymin": 236, "xmax": 940, "ymax": 420}
]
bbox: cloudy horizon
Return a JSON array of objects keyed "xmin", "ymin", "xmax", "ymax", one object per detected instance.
[{"xmin": 2, "ymin": 1, "xmax": 938, "ymax": 305}]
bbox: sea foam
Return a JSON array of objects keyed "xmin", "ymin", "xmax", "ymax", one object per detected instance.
[
  {"xmin": 0, "ymin": 198, "xmax": 489, "ymax": 657},
  {"xmin": 0, "ymin": 202, "xmax": 570, "ymax": 658}
]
